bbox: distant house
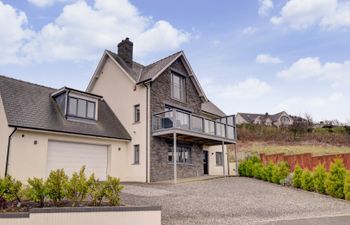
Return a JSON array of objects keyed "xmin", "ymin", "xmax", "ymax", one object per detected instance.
[{"xmin": 236, "ymin": 111, "xmax": 293, "ymax": 127}]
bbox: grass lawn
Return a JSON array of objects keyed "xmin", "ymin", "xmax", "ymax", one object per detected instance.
[{"xmin": 239, "ymin": 142, "xmax": 350, "ymax": 156}]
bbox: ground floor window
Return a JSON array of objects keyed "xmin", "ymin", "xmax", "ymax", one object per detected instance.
[
  {"xmin": 216, "ymin": 152, "xmax": 223, "ymax": 166},
  {"xmin": 168, "ymin": 145, "xmax": 192, "ymax": 164}
]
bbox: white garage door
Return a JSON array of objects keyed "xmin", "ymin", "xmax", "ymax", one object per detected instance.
[{"xmin": 47, "ymin": 141, "xmax": 108, "ymax": 181}]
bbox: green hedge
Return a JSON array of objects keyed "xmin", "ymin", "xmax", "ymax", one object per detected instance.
[
  {"xmin": 239, "ymin": 157, "xmax": 350, "ymax": 201},
  {"xmin": 0, "ymin": 167, "xmax": 123, "ymax": 210}
]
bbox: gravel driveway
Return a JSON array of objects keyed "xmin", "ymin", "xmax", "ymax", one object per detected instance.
[{"xmin": 121, "ymin": 177, "xmax": 350, "ymax": 225}]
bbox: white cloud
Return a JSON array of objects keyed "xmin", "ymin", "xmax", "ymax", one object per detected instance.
[
  {"xmin": 256, "ymin": 54, "xmax": 283, "ymax": 64},
  {"xmin": 277, "ymin": 57, "xmax": 350, "ymax": 85},
  {"xmin": 276, "ymin": 92, "xmax": 348, "ymax": 121},
  {"xmin": 258, "ymin": 0, "xmax": 274, "ymax": 16},
  {"xmin": 27, "ymin": 0, "xmax": 74, "ymax": 8},
  {"xmin": 320, "ymin": 2, "xmax": 350, "ymax": 30},
  {"xmin": 2, "ymin": 0, "xmax": 190, "ymax": 64},
  {"xmin": 241, "ymin": 26, "xmax": 258, "ymax": 35},
  {"xmin": 205, "ymin": 78, "xmax": 272, "ymax": 99},
  {"xmin": 0, "ymin": 1, "xmax": 33, "ymax": 65},
  {"xmin": 270, "ymin": 0, "xmax": 350, "ymax": 30}
]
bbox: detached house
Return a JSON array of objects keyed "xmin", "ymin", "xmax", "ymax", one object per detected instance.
[
  {"xmin": 236, "ymin": 111, "xmax": 293, "ymax": 127},
  {"xmin": 0, "ymin": 38, "xmax": 236, "ymax": 183}
]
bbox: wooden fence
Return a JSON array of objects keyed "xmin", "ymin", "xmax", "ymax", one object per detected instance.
[{"xmin": 260, "ymin": 152, "xmax": 350, "ymax": 171}]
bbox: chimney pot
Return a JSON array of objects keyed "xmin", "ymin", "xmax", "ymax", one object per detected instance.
[{"xmin": 117, "ymin": 37, "xmax": 133, "ymax": 67}]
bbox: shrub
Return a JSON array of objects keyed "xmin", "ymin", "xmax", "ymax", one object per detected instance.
[
  {"xmin": 344, "ymin": 171, "xmax": 350, "ymax": 201},
  {"xmin": 65, "ymin": 167, "xmax": 89, "ymax": 207},
  {"xmin": 26, "ymin": 178, "xmax": 46, "ymax": 207},
  {"xmin": 3, "ymin": 176, "xmax": 23, "ymax": 203},
  {"xmin": 88, "ymin": 174, "xmax": 106, "ymax": 206},
  {"xmin": 252, "ymin": 162, "xmax": 264, "ymax": 180},
  {"xmin": 104, "ymin": 176, "xmax": 123, "ymax": 206},
  {"xmin": 301, "ymin": 169, "xmax": 314, "ymax": 191},
  {"xmin": 0, "ymin": 178, "xmax": 8, "ymax": 209},
  {"xmin": 272, "ymin": 161, "xmax": 290, "ymax": 184},
  {"xmin": 45, "ymin": 169, "xmax": 68, "ymax": 206},
  {"xmin": 313, "ymin": 164, "xmax": 327, "ymax": 194},
  {"xmin": 292, "ymin": 164, "xmax": 303, "ymax": 188},
  {"xmin": 238, "ymin": 155, "xmax": 260, "ymax": 177},
  {"xmin": 264, "ymin": 161, "xmax": 274, "ymax": 182},
  {"xmin": 325, "ymin": 159, "xmax": 346, "ymax": 199}
]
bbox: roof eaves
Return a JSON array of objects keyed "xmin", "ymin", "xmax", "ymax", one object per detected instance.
[
  {"xmin": 10, "ymin": 125, "xmax": 132, "ymax": 141},
  {"xmin": 86, "ymin": 51, "xmax": 109, "ymax": 92}
]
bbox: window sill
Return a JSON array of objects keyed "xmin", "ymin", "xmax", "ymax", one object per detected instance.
[
  {"xmin": 170, "ymin": 97, "xmax": 187, "ymax": 105},
  {"xmin": 132, "ymin": 121, "xmax": 141, "ymax": 125},
  {"xmin": 132, "ymin": 163, "xmax": 140, "ymax": 165}
]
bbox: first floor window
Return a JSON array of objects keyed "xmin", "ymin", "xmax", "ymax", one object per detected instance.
[
  {"xmin": 216, "ymin": 152, "xmax": 223, "ymax": 166},
  {"xmin": 168, "ymin": 145, "xmax": 192, "ymax": 164},
  {"xmin": 134, "ymin": 105, "xmax": 140, "ymax": 123},
  {"xmin": 134, "ymin": 145, "xmax": 140, "ymax": 164}
]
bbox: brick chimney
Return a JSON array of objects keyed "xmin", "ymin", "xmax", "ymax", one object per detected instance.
[{"xmin": 117, "ymin": 37, "xmax": 133, "ymax": 67}]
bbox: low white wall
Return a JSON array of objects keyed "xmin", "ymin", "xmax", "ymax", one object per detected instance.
[
  {"xmin": 204, "ymin": 145, "xmax": 228, "ymax": 176},
  {"xmin": 0, "ymin": 206, "xmax": 161, "ymax": 225}
]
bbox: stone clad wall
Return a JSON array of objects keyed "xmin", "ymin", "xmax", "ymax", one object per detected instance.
[{"xmin": 150, "ymin": 58, "xmax": 204, "ymax": 182}]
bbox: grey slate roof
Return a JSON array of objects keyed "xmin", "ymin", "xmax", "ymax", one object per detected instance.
[
  {"xmin": 238, "ymin": 112, "xmax": 286, "ymax": 123},
  {"xmin": 0, "ymin": 75, "xmax": 131, "ymax": 140},
  {"xmin": 107, "ymin": 50, "xmax": 182, "ymax": 83},
  {"xmin": 201, "ymin": 101, "xmax": 226, "ymax": 117}
]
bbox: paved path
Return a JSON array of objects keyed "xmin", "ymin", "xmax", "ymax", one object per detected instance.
[{"xmin": 121, "ymin": 177, "xmax": 350, "ymax": 225}]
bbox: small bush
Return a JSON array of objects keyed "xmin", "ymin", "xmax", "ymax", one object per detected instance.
[
  {"xmin": 238, "ymin": 160, "xmax": 248, "ymax": 176},
  {"xmin": 88, "ymin": 174, "xmax": 106, "ymax": 206},
  {"xmin": 65, "ymin": 167, "xmax": 89, "ymax": 207},
  {"xmin": 104, "ymin": 176, "xmax": 123, "ymax": 206},
  {"xmin": 292, "ymin": 164, "xmax": 303, "ymax": 188},
  {"xmin": 45, "ymin": 169, "xmax": 68, "ymax": 206},
  {"xmin": 264, "ymin": 161, "xmax": 274, "ymax": 182},
  {"xmin": 3, "ymin": 176, "xmax": 23, "ymax": 203},
  {"xmin": 325, "ymin": 159, "xmax": 346, "ymax": 199},
  {"xmin": 301, "ymin": 169, "xmax": 314, "ymax": 191},
  {"xmin": 272, "ymin": 161, "xmax": 290, "ymax": 184},
  {"xmin": 344, "ymin": 171, "xmax": 350, "ymax": 201},
  {"xmin": 0, "ymin": 178, "xmax": 8, "ymax": 209},
  {"xmin": 26, "ymin": 178, "xmax": 46, "ymax": 207},
  {"xmin": 238, "ymin": 155, "xmax": 260, "ymax": 177},
  {"xmin": 313, "ymin": 164, "xmax": 327, "ymax": 194},
  {"xmin": 252, "ymin": 163, "xmax": 264, "ymax": 180}
]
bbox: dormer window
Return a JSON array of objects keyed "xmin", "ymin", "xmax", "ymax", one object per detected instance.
[
  {"xmin": 52, "ymin": 87, "xmax": 100, "ymax": 123},
  {"xmin": 68, "ymin": 97, "xmax": 96, "ymax": 120}
]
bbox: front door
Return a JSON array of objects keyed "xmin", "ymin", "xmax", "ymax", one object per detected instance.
[{"xmin": 203, "ymin": 151, "xmax": 208, "ymax": 175}]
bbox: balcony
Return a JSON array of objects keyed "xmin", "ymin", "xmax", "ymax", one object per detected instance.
[{"xmin": 152, "ymin": 109, "xmax": 236, "ymax": 145}]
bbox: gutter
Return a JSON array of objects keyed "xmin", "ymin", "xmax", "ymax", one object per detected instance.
[
  {"xmin": 136, "ymin": 78, "xmax": 151, "ymax": 85},
  {"xmin": 5, "ymin": 127, "xmax": 17, "ymax": 177}
]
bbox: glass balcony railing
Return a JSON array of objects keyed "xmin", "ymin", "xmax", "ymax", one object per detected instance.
[{"xmin": 152, "ymin": 109, "xmax": 236, "ymax": 140}]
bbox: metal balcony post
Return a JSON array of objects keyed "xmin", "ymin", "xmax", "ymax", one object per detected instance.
[
  {"xmin": 222, "ymin": 141, "xmax": 225, "ymax": 177},
  {"xmin": 173, "ymin": 132, "xmax": 177, "ymax": 184}
]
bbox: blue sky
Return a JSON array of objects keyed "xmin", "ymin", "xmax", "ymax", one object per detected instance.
[{"xmin": 0, "ymin": 0, "xmax": 349, "ymax": 122}]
